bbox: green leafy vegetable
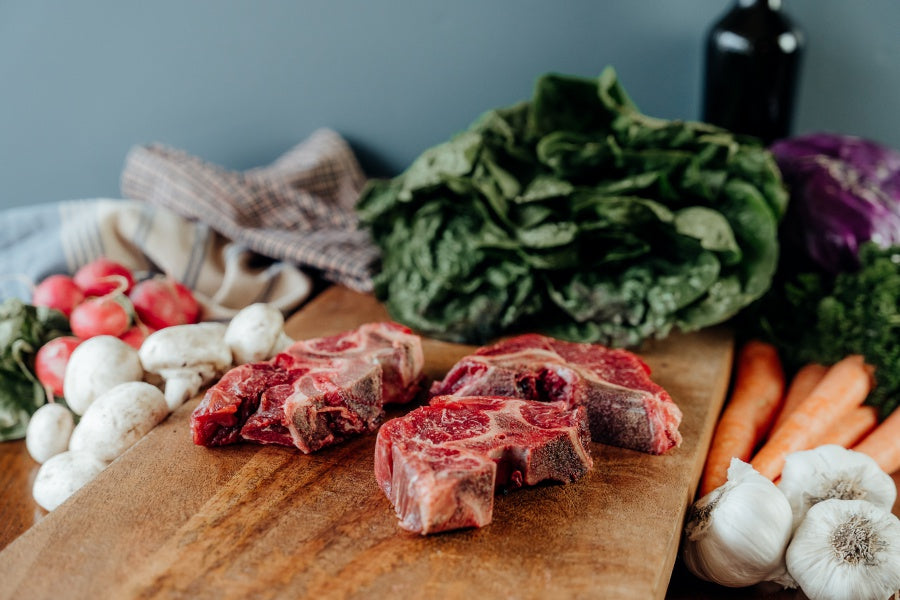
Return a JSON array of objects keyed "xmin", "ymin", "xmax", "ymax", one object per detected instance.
[
  {"xmin": 0, "ymin": 298, "xmax": 70, "ymax": 441},
  {"xmin": 358, "ymin": 67, "xmax": 787, "ymax": 345},
  {"xmin": 746, "ymin": 243, "xmax": 900, "ymax": 418}
]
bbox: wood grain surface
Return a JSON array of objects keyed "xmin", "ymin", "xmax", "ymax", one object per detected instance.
[{"xmin": 0, "ymin": 286, "xmax": 738, "ymax": 600}]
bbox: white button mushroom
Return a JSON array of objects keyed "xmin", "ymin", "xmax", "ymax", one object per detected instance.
[
  {"xmin": 138, "ymin": 322, "xmax": 232, "ymax": 411},
  {"xmin": 32, "ymin": 450, "xmax": 108, "ymax": 511},
  {"xmin": 25, "ymin": 403, "xmax": 75, "ymax": 464},
  {"xmin": 68, "ymin": 381, "xmax": 169, "ymax": 463},
  {"xmin": 225, "ymin": 303, "xmax": 294, "ymax": 364},
  {"xmin": 63, "ymin": 335, "xmax": 144, "ymax": 415}
]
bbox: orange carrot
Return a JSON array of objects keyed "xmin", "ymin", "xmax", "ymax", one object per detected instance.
[
  {"xmin": 698, "ymin": 340, "xmax": 785, "ymax": 496},
  {"xmin": 751, "ymin": 355, "xmax": 872, "ymax": 481},
  {"xmin": 815, "ymin": 405, "xmax": 879, "ymax": 448},
  {"xmin": 771, "ymin": 363, "xmax": 828, "ymax": 432},
  {"xmin": 853, "ymin": 407, "xmax": 900, "ymax": 475}
]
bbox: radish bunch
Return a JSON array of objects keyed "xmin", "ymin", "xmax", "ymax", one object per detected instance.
[{"xmin": 30, "ymin": 257, "xmax": 202, "ymax": 398}]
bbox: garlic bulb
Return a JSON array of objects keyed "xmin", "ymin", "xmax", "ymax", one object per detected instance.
[
  {"xmin": 682, "ymin": 458, "xmax": 794, "ymax": 587},
  {"xmin": 778, "ymin": 444, "xmax": 897, "ymax": 530},
  {"xmin": 786, "ymin": 499, "xmax": 900, "ymax": 600}
]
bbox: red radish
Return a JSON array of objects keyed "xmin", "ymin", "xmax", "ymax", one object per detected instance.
[
  {"xmin": 35, "ymin": 336, "xmax": 82, "ymax": 397},
  {"xmin": 70, "ymin": 295, "xmax": 131, "ymax": 338},
  {"xmin": 128, "ymin": 278, "xmax": 201, "ymax": 330},
  {"xmin": 73, "ymin": 258, "xmax": 135, "ymax": 296},
  {"xmin": 32, "ymin": 274, "xmax": 85, "ymax": 317},
  {"xmin": 119, "ymin": 325, "xmax": 155, "ymax": 350}
]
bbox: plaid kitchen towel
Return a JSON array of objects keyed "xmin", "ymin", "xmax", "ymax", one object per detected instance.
[
  {"xmin": 121, "ymin": 127, "xmax": 378, "ymax": 292},
  {"xmin": 0, "ymin": 198, "xmax": 313, "ymax": 320}
]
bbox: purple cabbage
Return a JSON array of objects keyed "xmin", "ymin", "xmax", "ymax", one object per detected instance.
[{"xmin": 770, "ymin": 133, "xmax": 900, "ymax": 273}]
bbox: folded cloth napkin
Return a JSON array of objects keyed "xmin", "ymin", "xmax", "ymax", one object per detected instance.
[
  {"xmin": 121, "ymin": 127, "xmax": 378, "ymax": 292},
  {"xmin": 0, "ymin": 198, "xmax": 314, "ymax": 320}
]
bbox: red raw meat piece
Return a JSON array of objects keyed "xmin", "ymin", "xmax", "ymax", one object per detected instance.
[
  {"xmin": 375, "ymin": 396, "xmax": 592, "ymax": 535},
  {"xmin": 191, "ymin": 322, "xmax": 424, "ymax": 453},
  {"xmin": 430, "ymin": 333, "xmax": 681, "ymax": 454}
]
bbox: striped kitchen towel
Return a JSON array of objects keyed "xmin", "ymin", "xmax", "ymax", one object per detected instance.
[
  {"xmin": 121, "ymin": 127, "xmax": 378, "ymax": 293},
  {"xmin": 0, "ymin": 199, "xmax": 314, "ymax": 321}
]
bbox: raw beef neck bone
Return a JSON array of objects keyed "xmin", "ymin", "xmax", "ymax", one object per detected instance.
[
  {"xmin": 430, "ymin": 334, "xmax": 682, "ymax": 455},
  {"xmin": 190, "ymin": 322, "xmax": 424, "ymax": 453},
  {"xmin": 374, "ymin": 396, "xmax": 593, "ymax": 535}
]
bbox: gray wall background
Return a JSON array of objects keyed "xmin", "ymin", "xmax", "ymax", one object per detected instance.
[{"xmin": 1, "ymin": 1, "xmax": 898, "ymax": 210}]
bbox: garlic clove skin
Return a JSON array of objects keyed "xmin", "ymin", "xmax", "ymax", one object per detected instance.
[
  {"xmin": 786, "ymin": 499, "xmax": 900, "ymax": 600},
  {"xmin": 778, "ymin": 444, "xmax": 897, "ymax": 530},
  {"xmin": 682, "ymin": 458, "xmax": 794, "ymax": 588}
]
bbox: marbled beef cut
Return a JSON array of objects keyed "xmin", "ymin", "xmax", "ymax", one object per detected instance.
[
  {"xmin": 430, "ymin": 334, "xmax": 681, "ymax": 454},
  {"xmin": 191, "ymin": 322, "xmax": 424, "ymax": 453},
  {"xmin": 374, "ymin": 396, "xmax": 593, "ymax": 535}
]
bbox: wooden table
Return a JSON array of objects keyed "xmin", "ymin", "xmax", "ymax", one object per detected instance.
[
  {"xmin": 4, "ymin": 440, "xmax": 898, "ymax": 599},
  {"xmin": 1, "ymin": 287, "xmax": 898, "ymax": 599}
]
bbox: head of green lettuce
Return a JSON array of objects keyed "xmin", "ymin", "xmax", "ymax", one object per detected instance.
[{"xmin": 358, "ymin": 67, "xmax": 787, "ymax": 347}]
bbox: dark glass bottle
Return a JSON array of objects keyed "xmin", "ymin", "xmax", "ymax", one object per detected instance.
[{"xmin": 702, "ymin": 0, "xmax": 804, "ymax": 145}]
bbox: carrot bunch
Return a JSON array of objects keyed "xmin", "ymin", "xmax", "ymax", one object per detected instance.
[{"xmin": 698, "ymin": 340, "xmax": 900, "ymax": 497}]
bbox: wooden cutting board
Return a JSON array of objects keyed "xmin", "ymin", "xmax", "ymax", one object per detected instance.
[{"xmin": 0, "ymin": 286, "xmax": 733, "ymax": 600}]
